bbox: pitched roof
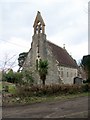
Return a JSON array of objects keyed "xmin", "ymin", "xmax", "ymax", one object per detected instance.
[
  {"xmin": 47, "ymin": 41, "xmax": 78, "ymax": 68},
  {"xmin": 33, "ymin": 11, "xmax": 45, "ymax": 27}
]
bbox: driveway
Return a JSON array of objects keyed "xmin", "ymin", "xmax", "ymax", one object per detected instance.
[{"xmin": 2, "ymin": 96, "xmax": 89, "ymax": 118}]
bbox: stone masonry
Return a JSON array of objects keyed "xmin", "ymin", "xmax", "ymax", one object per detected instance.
[{"xmin": 22, "ymin": 11, "xmax": 78, "ymax": 85}]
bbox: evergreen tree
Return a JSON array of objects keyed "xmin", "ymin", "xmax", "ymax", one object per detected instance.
[
  {"xmin": 81, "ymin": 55, "xmax": 90, "ymax": 83},
  {"xmin": 38, "ymin": 60, "xmax": 48, "ymax": 86},
  {"xmin": 18, "ymin": 52, "xmax": 28, "ymax": 71}
]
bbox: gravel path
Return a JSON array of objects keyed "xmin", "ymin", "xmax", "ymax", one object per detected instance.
[{"xmin": 2, "ymin": 96, "xmax": 89, "ymax": 118}]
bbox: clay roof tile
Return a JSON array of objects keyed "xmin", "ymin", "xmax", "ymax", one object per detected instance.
[{"xmin": 47, "ymin": 41, "xmax": 78, "ymax": 68}]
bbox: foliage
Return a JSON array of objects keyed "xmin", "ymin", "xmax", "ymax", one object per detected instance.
[
  {"xmin": 2, "ymin": 72, "xmax": 7, "ymax": 81},
  {"xmin": 2, "ymin": 69, "xmax": 14, "ymax": 83},
  {"xmin": 38, "ymin": 60, "xmax": 48, "ymax": 85},
  {"xmin": 8, "ymin": 84, "xmax": 16, "ymax": 94},
  {"xmin": 3, "ymin": 84, "xmax": 90, "ymax": 105},
  {"xmin": 81, "ymin": 55, "xmax": 90, "ymax": 70},
  {"xmin": 22, "ymin": 70, "xmax": 34, "ymax": 85},
  {"xmin": 2, "ymin": 81, "xmax": 17, "ymax": 95},
  {"xmin": 81, "ymin": 83, "xmax": 90, "ymax": 92},
  {"xmin": 0, "ymin": 83, "xmax": 2, "ymax": 92},
  {"xmin": 83, "ymin": 79, "xmax": 90, "ymax": 83},
  {"xmin": 3, "ymin": 91, "xmax": 89, "ymax": 106},
  {"xmin": 18, "ymin": 52, "xmax": 28, "ymax": 71},
  {"xmin": 2, "ymin": 69, "xmax": 34, "ymax": 86},
  {"xmin": 81, "ymin": 55, "xmax": 90, "ymax": 82},
  {"xmin": 2, "ymin": 69, "xmax": 23, "ymax": 84},
  {"xmin": 16, "ymin": 84, "xmax": 90, "ymax": 97}
]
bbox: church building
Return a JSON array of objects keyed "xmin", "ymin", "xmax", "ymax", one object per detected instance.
[{"xmin": 22, "ymin": 11, "xmax": 78, "ymax": 85}]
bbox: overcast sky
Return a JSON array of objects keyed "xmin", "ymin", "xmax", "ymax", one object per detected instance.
[{"xmin": 0, "ymin": 0, "xmax": 89, "ymax": 71}]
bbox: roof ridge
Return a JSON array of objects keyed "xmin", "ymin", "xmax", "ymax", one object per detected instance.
[
  {"xmin": 47, "ymin": 40, "xmax": 78, "ymax": 68},
  {"xmin": 47, "ymin": 40, "xmax": 74, "ymax": 59},
  {"xmin": 47, "ymin": 40, "xmax": 64, "ymax": 50}
]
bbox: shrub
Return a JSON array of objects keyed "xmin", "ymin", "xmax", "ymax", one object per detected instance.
[
  {"xmin": 16, "ymin": 84, "xmax": 90, "ymax": 98},
  {"xmin": 22, "ymin": 70, "xmax": 34, "ymax": 85},
  {"xmin": 2, "ymin": 70, "xmax": 23, "ymax": 84},
  {"xmin": 4, "ymin": 85, "xmax": 9, "ymax": 92},
  {"xmin": 81, "ymin": 83, "xmax": 90, "ymax": 92},
  {"xmin": 83, "ymin": 79, "xmax": 90, "ymax": 83},
  {"xmin": 8, "ymin": 84, "xmax": 16, "ymax": 94}
]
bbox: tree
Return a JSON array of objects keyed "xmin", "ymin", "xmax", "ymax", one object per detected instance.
[
  {"xmin": 81, "ymin": 55, "xmax": 90, "ymax": 83},
  {"xmin": 18, "ymin": 52, "xmax": 28, "ymax": 72},
  {"xmin": 0, "ymin": 53, "xmax": 17, "ymax": 72},
  {"xmin": 2, "ymin": 69, "xmax": 23, "ymax": 84},
  {"xmin": 38, "ymin": 60, "xmax": 48, "ymax": 86}
]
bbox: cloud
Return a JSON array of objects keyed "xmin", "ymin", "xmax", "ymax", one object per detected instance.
[
  {"xmin": 0, "ymin": 37, "xmax": 31, "ymax": 71},
  {"xmin": 67, "ymin": 41, "xmax": 88, "ymax": 62},
  {"xmin": 0, "ymin": 37, "xmax": 30, "ymax": 62},
  {"xmin": 0, "ymin": 0, "xmax": 88, "ymax": 71},
  {"xmin": 1, "ymin": 37, "xmax": 30, "ymax": 51}
]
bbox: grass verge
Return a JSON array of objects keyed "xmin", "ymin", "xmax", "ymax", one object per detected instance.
[
  {"xmin": 0, "ymin": 82, "xmax": 2, "ymax": 92},
  {"xmin": 20, "ymin": 92, "xmax": 89, "ymax": 104},
  {"xmin": 2, "ymin": 92, "xmax": 89, "ymax": 106}
]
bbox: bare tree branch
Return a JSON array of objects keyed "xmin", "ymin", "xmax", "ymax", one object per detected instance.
[{"xmin": 0, "ymin": 53, "xmax": 18, "ymax": 72}]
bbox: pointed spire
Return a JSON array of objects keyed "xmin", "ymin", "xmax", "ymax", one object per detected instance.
[
  {"xmin": 33, "ymin": 11, "xmax": 45, "ymax": 27},
  {"xmin": 33, "ymin": 11, "xmax": 45, "ymax": 34}
]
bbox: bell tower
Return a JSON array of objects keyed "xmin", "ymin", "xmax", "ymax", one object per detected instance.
[
  {"xmin": 31, "ymin": 11, "xmax": 47, "ymax": 71},
  {"xmin": 33, "ymin": 11, "xmax": 45, "ymax": 34}
]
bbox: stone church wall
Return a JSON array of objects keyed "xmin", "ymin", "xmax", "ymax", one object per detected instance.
[
  {"xmin": 59, "ymin": 66, "xmax": 78, "ymax": 84},
  {"xmin": 44, "ymin": 42, "xmax": 62, "ymax": 84},
  {"xmin": 22, "ymin": 11, "xmax": 78, "ymax": 85},
  {"xmin": 22, "ymin": 36, "xmax": 78, "ymax": 85}
]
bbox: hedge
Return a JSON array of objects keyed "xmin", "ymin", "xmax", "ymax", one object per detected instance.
[{"xmin": 16, "ymin": 83, "xmax": 90, "ymax": 97}]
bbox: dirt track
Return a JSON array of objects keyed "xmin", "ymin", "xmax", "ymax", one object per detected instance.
[{"xmin": 2, "ymin": 96, "xmax": 89, "ymax": 118}]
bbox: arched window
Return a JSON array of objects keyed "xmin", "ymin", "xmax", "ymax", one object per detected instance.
[
  {"xmin": 67, "ymin": 72, "xmax": 69, "ymax": 77},
  {"xmin": 35, "ymin": 21, "xmax": 43, "ymax": 34},
  {"xmin": 36, "ymin": 57, "xmax": 41, "ymax": 71},
  {"xmin": 36, "ymin": 59, "xmax": 38, "ymax": 70},
  {"xmin": 61, "ymin": 71, "xmax": 63, "ymax": 77},
  {"xmin": 36, "ymin": 26, "xmax": 39, "ymax": 34},
  {"xmin": 71, "ymin": 72, "xmax": 72, "ymax": 77}
]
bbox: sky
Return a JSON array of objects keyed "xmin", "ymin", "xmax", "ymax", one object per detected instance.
[{"xmin": 0, "ymin": 0, "xmax": 89, "ymax": 71}]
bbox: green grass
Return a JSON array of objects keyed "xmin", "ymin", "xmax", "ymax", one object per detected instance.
[
  {"xmin": 0, "ymin": 82, "xmax": 2, "ymax": 92},
  {"xmin": 2, "ymin": 83, "xmax": 89, "ymax": 106},
  {"xmin": 8, "ymin": 85, "xmax": 16, "ymax": 94},
  {"xmin": 2, "ymin": 82, "xmax": 89, "ymax": 106},
  {"xmin": 22, "ymin": 92, "xmax": 89, "ymax": 104},
  {"xmin": 2, "ymin": 81, "xmax": 16, "ymax": 94},
  {"xmin": 5, "ymin": 92, "xmax": 88, "ymax": 106}
]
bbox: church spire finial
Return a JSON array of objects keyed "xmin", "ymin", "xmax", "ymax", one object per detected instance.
[
  {"xmin": 63, "ymin": 44, "xmax": 65, "ymax": 49},
  {"xmin": 33, "ymin": 11, "xmax": 45, "ymax": 34},
  {"xmin": 37, "ymin": 11, "xmax": 40, "ymax": 14}
]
